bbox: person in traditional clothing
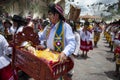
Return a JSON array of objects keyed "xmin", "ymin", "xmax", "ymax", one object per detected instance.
[
  {"xmin": 75, "ymin": 21, "xmax": 82, "ymax": 33},
  {"xmin": 10, "ymin": 15, "xmax": 24, "ymax": 35},
  {"xmin": 38, "ymin": 3, "xmax": 76, "ymax": 80},
  {"xmin": 26, "ymin": 15, "xmax": 34, "ymax": 28},
  {"xmin": 3, "ymin": 19, "xmax": 12, "ymax": 41},
  {"xmin": 114, "ymin": 45, "xmax": 120, "ymax": 77},
  {"xmin": 69, "ymin": 20, "xmax": 80, "ymax": 57},
  {"xmin": 0, "ymin": 34, "xmax": 17, "ymax": 80},
  {"xmin": 93, "ymin": 22, "xmax": 102, "ymax": 47},
  {"xmin": 32, "ymin": 19, "xmax": 39, "ymax": 33},
  {"xmin": 80, "ymin": 21, "xmax": 93, "ymax": 58},
  {"xmin": 110, "ymin": 25, "xmax": 118, "ymax": 52},
  {"xmin": 113, "ymin": 27, "xmax": 120, "ymax": 61}
]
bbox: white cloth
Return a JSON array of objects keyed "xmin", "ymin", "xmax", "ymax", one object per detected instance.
[
  {"xmin": 114, "ymin": 40, "xmax": 120, "ymax": 46},
  {"xmin": 9, "ymin": 26, "xmax": 14, "ymax": 35},
  {"xmin": 77, "ymin": 27, "xmax": 83, "ymax": 34},
  {"xmin": 93, "ymin": 27, "xmax": 102, "ymax": 33},
  {"xmin": 0, "ymin": 56, "xmax": 10, "ymax": 69},
  {"xmin": 16, "ymin": 26, "xmax": 24, "ymax": 34},
  {"xmin": 9, "ymin": 26, "xmax": 24, "ymax": 35},
  {"xmin": 39, "ymin": 21, "xmax": 76, "ymax": 56},
  {"xmin": 0, "ymin": 34, "xmax": 12, "ymax": 69},
  {"xmin": 80, "ymin": 29, "xmax": 93, "ymax": 42},
  {"xmin": 110, "ymin": 32, "xmax": 115, "ymax": 42},
  {"xmin": 73, "ymin": 32, "xmax": 80, "ymax": 56}
]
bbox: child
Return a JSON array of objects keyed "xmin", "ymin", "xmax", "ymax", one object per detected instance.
[{"xmin": 80, "ymin": 21, "xmax": 93, "ymax": 58}]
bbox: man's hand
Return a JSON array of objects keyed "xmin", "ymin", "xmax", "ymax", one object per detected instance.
[
  {"xmin": 58, "ymin": 52, "xmax": 67, "ymax": 63},
  {"xmin": 27, "ymin": 46, "xmax": 36, "ymax": 55}
]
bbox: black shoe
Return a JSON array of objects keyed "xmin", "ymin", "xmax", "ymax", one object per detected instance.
[
  {"xmin": 112, "ymin": 58, "xmax": 116, "ymax": 62},
  {"xmin": 84, "ymin": 55, "xmax": 89, "ymax": 59},
  {"xmin": 94, "ymin": 45, "xmax": 98, "ymax": 48},
  {"xmin": 67, "ymin": 73, "xmax": 73, "ymax": 78},
  {"xmin": 72, "ymin": 54, "xmax": 79, "ymax": 58},
  {"xmin": 81, "ymin": 54, "xmax": 84, "ymax": 57},
  {"xmin": 114, "ymin": 72, "xmax": 119, "ymax": 77}
]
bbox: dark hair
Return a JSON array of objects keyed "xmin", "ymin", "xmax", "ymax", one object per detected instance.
[
  {"xmin": 42, "ymin": 20, "xmax": 50, "ymax": 29},
  {"xmin": 69, "ymin": 21, "xmax": 77, "ymax": 32},
  {"xmin": 12, "ymin": 15, "xmax": 25, "ymax": 32},
  {"xmin": 48, "ymin": 3, "xmax": 65, "ymax": 20},
  {"xmin": 84, "ymin": 21, "xmax": 90, "ymax": 26},
  {"xmin": 72, "ymin": 25, "xmax": 77, "ymax": 32},
  {"xmin": 4, "ymin": 19, "xmax": 12, "ymax": 26},
  {"xmin": 75, "ymin": 20, "xmax": 81, "ymax": 24},
  {"xmin": 48, "ymin": 3, "xmax": 57, "ymax": 14},
  {"xmin": 12, "ymin": 15, "xmax": 24, "ymax": 26}
]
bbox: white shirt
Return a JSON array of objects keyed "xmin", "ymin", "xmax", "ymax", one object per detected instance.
[
  {"xmin": 39, "ymin": 21, "xmax": 76, "ymax": 56},
  {"xmin": 80, "ymin": 29, "xmax": 93, "ymax": 42},
  {"xmin": 0, "ymin": 34, "xmax": 12, "ymax": 69},
  {"xmin": 9, "ymin": 26, "xmax": 24, "ymax": 35},
  {"xmin": 73, "ymin": 32, "xmax": 80, "ymax": 55}
]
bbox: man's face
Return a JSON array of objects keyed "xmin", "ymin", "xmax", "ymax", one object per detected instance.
[
  {"xmin": 13, "ymin": 21, "xmax": 18, "ymax": 27},
  {"xmin": 48, "ymin": 12, "xmax": 57, "ymax": 24},
  {"xmin": 4, "ymin": 23, "xmax": 11, "ymax": 28}
]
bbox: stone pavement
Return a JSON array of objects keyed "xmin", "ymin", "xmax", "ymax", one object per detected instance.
[{"xmin": 72, "ymin": 35, "xmax": 119, "ymax": 80}]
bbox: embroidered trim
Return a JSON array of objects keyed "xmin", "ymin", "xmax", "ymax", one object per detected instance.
[{"xmin": 54, "ymin": 21, "xmax": 64, "ymax": 52}]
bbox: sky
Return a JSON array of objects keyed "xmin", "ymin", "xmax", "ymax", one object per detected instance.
[{"xmin": 65, "ymin": 0, "xmax": 119, "ymax": 16}]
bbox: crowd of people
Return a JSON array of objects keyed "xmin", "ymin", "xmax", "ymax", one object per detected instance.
[
  {"xmin": 104, "ymin": 20, "xmax": 120, "ymax": 77},
  {"xmin": 1, "ymin": 2, "xmax": 119, "ymax": 80}
]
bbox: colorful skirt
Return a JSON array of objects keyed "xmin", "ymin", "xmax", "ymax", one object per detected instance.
[{"xmin": 80, "ymin": 39, "xmax": 93, "ymax": 51}]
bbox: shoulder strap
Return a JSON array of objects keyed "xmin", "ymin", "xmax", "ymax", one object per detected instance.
[{"xmin": 54, "ymin": 21, "xmax": 64, "ymax": 52}]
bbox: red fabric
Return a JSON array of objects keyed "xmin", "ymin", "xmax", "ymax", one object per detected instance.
[
  {"xmin": 0, "ymin": 64, "xmax": 18, "ymax": 80},
  {"xmin": 114, "ymin": 46, "xmax": 120, "ymax": 54},
  {"xmin": 118, "ymin": 33, "xmax": 120, "ymax": 40},
  {"xmin": 80, "ymin": 39, "xmax": 93, "ymax": 52}
]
